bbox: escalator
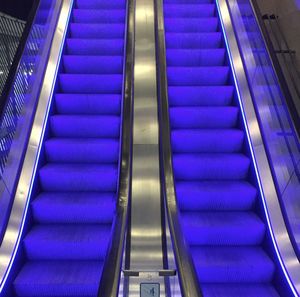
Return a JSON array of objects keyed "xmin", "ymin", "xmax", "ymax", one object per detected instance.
[
  {"xmin": 7, "ymin": 0, "xmax": 127, "ymax": 295},
  {"xmin": 162, "ymin": 0, "xmax": 283, "ymax": 295}
]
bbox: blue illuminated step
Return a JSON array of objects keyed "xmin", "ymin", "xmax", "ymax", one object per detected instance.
[
  {"xmin": 163, "ymin": 4, "xmax": 215, "ymax": 18},
  {"xmin": 167, "ymin": 67, "xmax": 230, "ymax": 86},
  {"xmin": 181, "ymin": 212, "xmax": 265, "ymax": 245},
  {"xmin": 173, "ymin": 154, "xmax": 250, "ymax": 180},
  {"xmin": 12, "ymin": 0, "xmax": 126, "ymax": 296},
  {"xmin": 167, "ymin": 49, "xmax": 225, "ymax": 66},
  {"xmin": 45, "ymin": 138, "xmax": 119, "ymax": 163},
  {"xmin": 39, "ymin": 164, "xmax": 118, "ymax": 192},
  {"xmin": 166, "ymin": 32, "xmax": 222, "ymax": 49},
  {"xmin": 191, "ymin": 247, "xmax": 275, "ymax": 283},
  {"xmin": 24, "ymin": 225, "xmax": 111, "ymax": 260},
  {"xmin": 76, "ymin": 0, "xmax": 126, "ymax": 9},
  {"xmin": 70, "ymin": 23, "xmax": 124, "ymax": 39},
  {"xmin": 63, "ymin": 56, "xmax": 123, "ymax": 74},
  {"xmin": 164, "ymin": 0, "xmax": 280, "ymax": 295},
  {"xmin": 164, "ymin": 0, "xmax": 213, "ymax": 3},
  {"xmin": 32, "ymin": 192, "xmax": 115, "ymax": 224},
  {"xmin": 55, "ymin": 94, "xmax": 121, "ymax": 115},
  {"xmin": 168, "ymin": 86, "xmax": 234, "ymax": 106},
  {"xmin": 170, "ymin": 107, "xmax": 239, "ymax": 128},
  {"xmin": 59, "ymin": 74, "xmax": 123, "ymax": 93},
  {"xmin": 50, "ymin": 115, "xmax": 120, "ymax": 138},
  {"xmin": 14, "ymin": 261, "xmax": 104, "ymax": 296},
  {"xmin": 66, "ymin": 39, "xmax": 124, "ymax": 56},
  {"xmin": 171, "ymin": 129, "xmax": 244, "ymax": 153},
  {"xmin": 202, "ymin": 284, "xmax": 280, "ymax": 297},
  {"xmin": 176, "ymin": 181, "xmax": 257, "ymax": 211},
  {"xmin": 165, "ymin": 18, "xmax": 219, "ymax": 33},
  {"xmin": 72, "ymin": 9, "xmax": 126, "ymax": 23}
]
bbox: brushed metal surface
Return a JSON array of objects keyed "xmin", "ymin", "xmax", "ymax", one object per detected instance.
[
  {"xmin": 218, "ymin": 0, "xmax": 300, "ymax": 295},
  {"xmin": 0, "ymin": 0, "xmax": 73, "ymax": 291},
  {"xmin": 128, "ymin": 0, "xmax": 165, "ymax": 295}
]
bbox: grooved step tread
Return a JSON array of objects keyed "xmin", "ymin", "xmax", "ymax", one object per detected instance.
[
  {"xmin": 55, "ymin": 94, "xmax": 121, "ymax": 115},
  {"xmin": 173, "ymin": 153, "xmax": 250, "ymax": 180},
  {"xmin": 39, "ymin": 164, "xmax": 118, "ymax": 192},
  {"xmin": 164, "ymin": 4, "xmax": 215, "ymax": 18},
  {"xmin": 63, "ymin": 56, "xmax": 123, "ymax": 74},
  {"xmin": 191, "ymin": 247, "xmax": 275, "ymax": 283},
  {"xmin": 14, "ymin": 261, "xmax": 104, "ymax": 296},
  {"xmin": 32, "ymin": 192, "xmax": 115, "ymax": 224},
  {"xmin": 72, "ymin": 9, "xmax": 126, "ymax": 23},
  {"xmin": 167, "ymin": 49, "xmax": 225, "ymax": 66},
  {"xmin": 24, "ymin": 225, "xmax": 111, "ymax": 260},
  {"xmin": 181, "ymin": 211, "xmax": 265, "ymax": 245},
  {"xmin": 171, "ymin": 129, "xmax": 244, "ymax": 153},
  {"xmin": 50, "ymin": 115, "xmax": 120, "ymax": 138},
  {"xmin": 176, "ymin": 181, "xmax": 257, "ymax": 211},
  {"xmin": 45, "ymin": 138, "xmax": 119, "ymax": 163}
]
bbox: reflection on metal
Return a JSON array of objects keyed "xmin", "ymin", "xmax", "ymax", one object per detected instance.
[
  {"xmin": 123, "ymin": 270, "xmax": 176, "ymax": 277},
  {"xmin": 127, "ymin": 0, "xmax": 165, "ymax": 295},
  {"xmin": 155, "ymin": 0, "xmax": 203, "ymax": 296},
  {"xmin": 217, "ymin": 0, "xmax": 300, "ymax": 295},
  {"xmin": 98, "ymin": 0, "xmax": 134, "ymax": 295},
  {"xmin": 0, "ymin": 0, "xmax": 73, "ymax": 291}
]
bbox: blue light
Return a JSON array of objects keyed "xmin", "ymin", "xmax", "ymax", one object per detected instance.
[
  {"xmin": 215, "ymin": 0, "xmax": 297, "ymax": 295},
  {"xmin": 0, "ymin": 0, "xmax": 74, "ymax": 292}
]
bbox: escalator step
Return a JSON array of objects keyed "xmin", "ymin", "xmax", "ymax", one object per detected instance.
[
  {"xmin": 164, "ymin": 0, "xmax": 280, "ymax": 294},
  {"xmin": 66, "ymin": 39, "xmax": 124, "ymax": 56},
  {"xmin": 173, "ymin": 153, "xmax": 250, "ymax": 180},
  {"xmin": 76, "ymin": 0, "xmax": 126, "ymax": 9},
  {"xmin": 167, "ymin": 49, "xmax": 226, "ymax": 66},
  {"xmin": 182, "ymin": 212, "xmax": 265, "ymax": 245},
  {"xmin": 170, "ymin": 107, "xmax": 239, "ymax": 128},
  {"xmin": 72, "ymin": 9, "xmax": 126, "ymax": 23},
  {"xmin": 12, "ymin": 0, "xmax": 126, "ymax": 295},
  {"xmin": 55, "ymin": 94, "xmax": 121, "ymax": 115},
  {"xmin": 14, "ymin": 261, "xmax": 103, "ymax": 296},
  {"xmin": 165, "ymin": 18, "xmax": 219, "ymax": 33},
  {"xmin": 39, "ymin": 164, "xmax": 118, "ymax": 192},
  {"xmin": 45, "ymin": 138, "xmax": 119, "ymax": 163},
  {"xmin": 168, "ymin": 86, "xmax": 234, "ymax": 106},
  {"xmin": 163, "ymin": 4, "xmax": 215, "ymax": 18},
  {"xmin": 171, "ymin": 129, "xmax": 244, "ymax": 153},
  {"xmin": 32, "ymin": 192, "xmax": 115, "ymax": 224},
  {"xmin": 202, "ymin": 284, "xmax": 280, "ymax": 297},
  {"xmin": 164, "ymin": 0, "xmax": 213, "ymax": 4},
  {"xmin": 62, "ymin": 56, "xmax": 123, "ymax": 74},
  {"xmin": 192, "ymin": 247, "xmax": 275, "ymax": 283},
  {"xmin": 166, "ymin": 32, "xmax": 222, "ymax": 49},
  {"xmin": 176, "ymin": 181, "xmax": 257, "ymax": 211},
  {"xmin": 24, "ymin": 225, "xmax": 111, "ymax": 260},
  {"xmin": 70, "ymin": 24, "xmax": 124, "ymax": 39},
  {"xmin": 167, "ymin": 66, "xmax": 230, "ymax": 86},
  {"xmin": 59, "ymin": 74, "xmax": 122, "ymax": 93},
  {"xmin": 50, "ymin": 115, "xmax": 120, "ymax": 138}
]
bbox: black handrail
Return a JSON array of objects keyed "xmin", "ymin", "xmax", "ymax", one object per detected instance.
[
  {"xmin": 97, "ymin": 0, "xmax": 134, "ymax": 295},
  {"xmin": 154, "ymin": 0, "xmax": 203, "ymax": 296},
  {"xmin": 0, "ymin": 0, "xmax": 40, "ymax": 119},
  {"xmin": 248, "ymin": 0, "xmax": 300, "ymax": 136}
]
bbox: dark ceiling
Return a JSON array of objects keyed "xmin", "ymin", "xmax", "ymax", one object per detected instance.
[{"xmin": 0, "ymin": 0, "xmax": 35, "ymax": 21}]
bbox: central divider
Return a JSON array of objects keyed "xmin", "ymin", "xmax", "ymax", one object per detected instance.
[{"xmin": 126, "ymin": 0, "xmax": 167, "ymax": 295}]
